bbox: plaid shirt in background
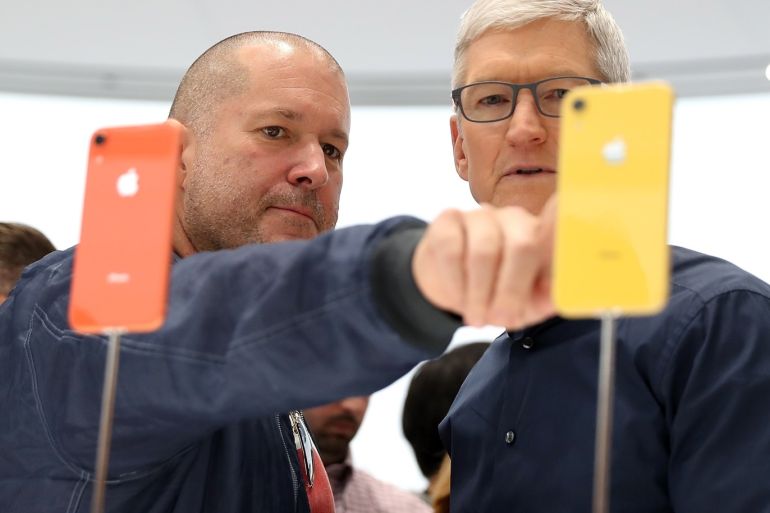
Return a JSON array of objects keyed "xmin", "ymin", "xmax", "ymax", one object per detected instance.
[{"xmin": 325, "ymin": 454, "xmax": 432, "ymax": 513}]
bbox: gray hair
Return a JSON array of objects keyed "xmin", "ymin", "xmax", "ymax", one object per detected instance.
[{"xmin": 452, "ymin": 0, "xmax": 630, "ymax": 88}]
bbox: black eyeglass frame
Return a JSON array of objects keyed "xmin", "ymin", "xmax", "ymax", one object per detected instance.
[{"xmin": 451, "ymin": 76, "xmax": 603, "ymax": 122}]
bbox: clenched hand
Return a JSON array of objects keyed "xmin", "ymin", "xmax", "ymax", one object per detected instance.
[{"xmin": 412, "ymin": 196, "xmax": 557, "ymax": 330}]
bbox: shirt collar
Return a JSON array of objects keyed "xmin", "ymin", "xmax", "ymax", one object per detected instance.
[{"xmin": 324, "ymin": 451, "xmax": 354, "ymax": 495}]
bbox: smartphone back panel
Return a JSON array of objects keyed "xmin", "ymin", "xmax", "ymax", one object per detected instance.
[
  {"xmin": 553, "ymin": 82, "xmax": 673, "ymax": 317},
  {"xmin": 69, "ymin": 122, "xmax": 181, "ymax": 333}
]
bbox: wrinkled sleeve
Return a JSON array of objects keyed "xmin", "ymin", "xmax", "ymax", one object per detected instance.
[
  {"xmin": 10, "ymin": 218, "xmax": 460, "ymax": 476},
  {"xmin": 662, "ymin": 289, "xmax": 770, "ymax": 512}
]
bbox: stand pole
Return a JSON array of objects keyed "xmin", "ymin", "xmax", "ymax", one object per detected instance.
[
  {"xmin": 592, "ymin": 312, "xmax": 618, "ymax": 513},
  {"xmin": 90, "ymin": 330, "xmax": 122, "ymax": 513}
]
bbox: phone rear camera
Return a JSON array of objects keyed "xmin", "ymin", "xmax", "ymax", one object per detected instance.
[
  {"xmin": 94, "ymin": 134, "xmax": 106, "ymax": 145},
  {"xmin": 573, "ymin": 99, "xmax": 586, "ymax": 111}
]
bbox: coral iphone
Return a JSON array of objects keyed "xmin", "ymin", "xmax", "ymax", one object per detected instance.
[{"xmin": 69, "ymin": 122, "xmax": 181, "ymax": 333}]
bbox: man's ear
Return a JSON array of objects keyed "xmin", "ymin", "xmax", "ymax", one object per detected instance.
[
  {"xmin": 166, "ymin": 119, "xmax": 192, "ymax": 191},
  {"xmin": 450, "ymin": 114, "xmax": 469, "ymax": 182}
]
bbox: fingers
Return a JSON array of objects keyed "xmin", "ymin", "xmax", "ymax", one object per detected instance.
[
  {"xmin": 462, "ymin": 205, "xmax": 503, "ymax": 326},
  {"xmin": 538, "ymin": 194, "xmax": 558, "ymax": 262},
  {"xmin": 530, "ymin": 193, "xmax": 557, "ymax": 320},
  {"xmin": 412, "ymin": 208, "xmax": 467, "ymax": 314},
  {"xmin": 413, "ymin": 200, "xmax": 557, "ymax": 331},
  {"xmin": 485, "ymin": 207, "xmax": 541, "ymax": 327}
]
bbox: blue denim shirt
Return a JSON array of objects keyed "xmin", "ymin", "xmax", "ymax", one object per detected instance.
[
  {"xmin": 0, "ymin": 219, "xmax": 454, "ymax": 513},
  {"xmin": 441, "ymin": 246, "xmax": 770, "ymax": 512}
]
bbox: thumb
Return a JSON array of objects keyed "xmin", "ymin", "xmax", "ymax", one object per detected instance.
[
  {"xmin": 537, "ymin": 194, "xmax": 558, "ymax": 312},
  {"xmin": 539, "ymin": 193, "xmax": 558, "ymax": 262}
]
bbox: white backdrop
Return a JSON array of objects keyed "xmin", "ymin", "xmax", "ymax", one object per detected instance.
[{"xmin": 2, "ymin": 91, "xmax": 770, "ymax": 493}]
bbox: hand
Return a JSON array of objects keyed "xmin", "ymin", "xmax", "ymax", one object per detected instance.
[{"xmin": 412, "ymin": 196, "xmax": 557, "ymax": 330}]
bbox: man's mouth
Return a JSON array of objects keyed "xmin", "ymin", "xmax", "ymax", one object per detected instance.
[
  {"xmin": 270, "ymin": 205, "xmax": 315, "ymax": 222},
  {"xmin": 507, "ymin": 166, "xmax": 556, "ymax": 176},
  {"xmin": 516, "ymin": 167, "xmax": 545, "ymax": 175}
]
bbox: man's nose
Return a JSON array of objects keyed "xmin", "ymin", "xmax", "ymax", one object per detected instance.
[
  {"xmin": 505, "ymin": 90, "xmax": 548, "ymax": 147},
  {"xmin": 287, "ymin": 142, "xmax": 329, "ymax": 189}
]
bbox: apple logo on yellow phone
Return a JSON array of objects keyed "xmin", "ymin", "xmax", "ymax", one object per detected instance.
[
  {"xmin": 117, "ymin": 168, "xmax": 139, "ymax": 197},
  {"xmin": 602, "ymin": 137, "xmax": 627, "ymax": 166}
]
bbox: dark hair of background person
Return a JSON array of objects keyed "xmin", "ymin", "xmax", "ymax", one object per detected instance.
[
  {"xmin": 0, "ymin": 222, "xmax": 56, "ymax": 296},
  {"xmin": 402, "ymin": 341, "xmax": 490, "ymax": 479}
]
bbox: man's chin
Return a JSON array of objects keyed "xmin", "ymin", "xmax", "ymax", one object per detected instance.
[
  {"xmin": 256, "ymin": 214, "xmax": 329, "ymax": 243},
  {"xmin": 261, "ymin": 230, "xmax": 319, "ymax": 244},
  {"xmin": 316, "ymin": 439, "xmax": 351, "ymax": 465},
  {"xmin": 489, "ymin": 187, "xmax": 555, "ymax": 215}
]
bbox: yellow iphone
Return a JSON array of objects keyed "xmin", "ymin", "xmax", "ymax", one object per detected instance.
[{"xmin": 552, "ymin": 82, "xmax": 674, "ymax": 318}]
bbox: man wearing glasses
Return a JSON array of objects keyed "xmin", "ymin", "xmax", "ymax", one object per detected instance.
[{"xmin": 440, "ymin": 1, "xmax": 770, "ymax": 512}]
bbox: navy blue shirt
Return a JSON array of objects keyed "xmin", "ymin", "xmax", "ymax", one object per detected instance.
[{"xmin": 441, "ymin": 246, "xmax": 770, "ymax": 512}]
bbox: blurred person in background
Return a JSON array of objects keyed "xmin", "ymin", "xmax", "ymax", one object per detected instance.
[
  {"xmin": 428, "ymin": 456, "xmax": 451, "ymax": 513},
  {"xmin": 0, "ymin": 222, "xmax": 55, "ymax": 304},
  {"xmin": 304, "ymin": 396, "xmax": 431, "ymax": 513},
  {"xmin": 402, "ymin": 342, "xmax": 489, "ymax": 506}
]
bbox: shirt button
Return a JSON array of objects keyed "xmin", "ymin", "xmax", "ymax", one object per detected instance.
[
  {"xmin": 521, "ymin": 337, "xmax": 534, "ymax": 349},
  {"xmin": 505, "ymin": 430, "xmax": 516, "ymax": 445}
]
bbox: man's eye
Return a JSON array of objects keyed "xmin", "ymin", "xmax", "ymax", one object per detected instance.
[
  {"xmin": 322, "ymin": 144, "xmax": 342, "ymax": 161},
  {"xmin": 480, "ymin": 95, "xmax": 506, "ymax": 106},
  {"xmin": 542, "ymin": 88, "xmax": 570, "ymax": 100},
  {"xmin": 262, "ymin": 126, "xmax": 285, "ymax": 138}
]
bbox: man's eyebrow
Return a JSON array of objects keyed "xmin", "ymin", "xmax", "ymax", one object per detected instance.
[
  {"xmin": 470, "ymin": 71, "xmax": 593, "ymax": 83},
  {"xmin": 330, "ymin": 129, "xmax": 349, "ymax": 147},
  {"xmin": 257, "ymin": 107, "xmax": 349, "ymax": 146},
  {"xmin": 272, "ymin": 107, "xmax": 302, "ymax": 121}
]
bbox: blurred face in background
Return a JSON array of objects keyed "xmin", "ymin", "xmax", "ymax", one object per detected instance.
[{"xmin": 303, "ymin": 396, "xmax": 369, "ymax": 465}]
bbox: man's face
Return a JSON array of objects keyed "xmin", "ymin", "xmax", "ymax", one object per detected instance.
[
  {"xmin": 303, "ymin": 396, "xmax": 369, "ymax": 465},
  {"xmin": 451, "ymin": 19, "xmax": 601, "ymax": 214},
  {"xmin": 180, "ymin": 43, "xmax": 351, "ymax": 251}
]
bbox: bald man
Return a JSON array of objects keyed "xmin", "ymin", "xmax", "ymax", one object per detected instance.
[{"xmin": 1, "ymin": 31, "xmax": 557, "ymax": 513}]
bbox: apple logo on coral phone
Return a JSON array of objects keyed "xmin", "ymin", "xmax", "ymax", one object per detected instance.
[
  {"xmin": 117, "ymin": 168, "xmax": 139, "ymax": 197},
  {"xmin": 602, "ymin": 138, "xmax": 627, "ymax": 166}
]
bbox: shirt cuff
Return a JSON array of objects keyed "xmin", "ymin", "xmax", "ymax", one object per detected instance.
[{"xmin": 370, "ymin": 222, "xmax": 462, "ymax": 354}]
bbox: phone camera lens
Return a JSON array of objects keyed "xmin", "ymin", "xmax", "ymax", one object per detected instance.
[
  {"xmin": 95, "ymin": 134, "xmax": 106, "ymax": 145},
  {"xmin": 573, "ymin": 99, "xmax": 586, "ymax": 111}
]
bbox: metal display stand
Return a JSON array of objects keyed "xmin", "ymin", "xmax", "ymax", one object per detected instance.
[
  {"xmin": 592, "ymin": 311, "xmax": 620, "ymax": 513},
  {"xmin": 90, "ymin": 329, "xmax": 124, "ymax": 513}
]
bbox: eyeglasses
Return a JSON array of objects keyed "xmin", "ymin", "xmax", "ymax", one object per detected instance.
[{"xmin": 451, "ymin": 76, "xmax": 602, "ymax": 122}]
